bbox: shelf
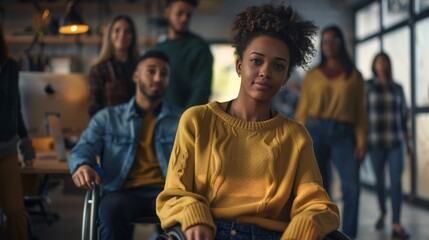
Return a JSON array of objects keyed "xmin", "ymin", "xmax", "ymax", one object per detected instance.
[
  {"xmin": 3, "ymin": 0, "xmax": 222, "ymax": 14},
  {"xmin": 3, "ymin": 2, "xmax": 151, "ymax": 13},
  {"xmin": 5, "ymin": 35, "xmax": 156, "ymax": 47}
]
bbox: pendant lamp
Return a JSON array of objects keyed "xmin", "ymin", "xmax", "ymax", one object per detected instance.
[{"xmin": 59, "ymin": 1, "xmax": 89, "ymax": 34}]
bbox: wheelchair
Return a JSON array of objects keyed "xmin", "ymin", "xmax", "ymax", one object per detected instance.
[
  {"xmin": 80, "ymin": 182, "xmax": 185, "ymax": 240},
  {"xmin": 81, "ymin": 182, "xmax": 349, "ymax": 240}
]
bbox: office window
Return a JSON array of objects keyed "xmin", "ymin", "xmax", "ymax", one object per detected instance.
[
  {"xmin": 382, "ymin": 0, "xmax": 410, "ymax": 28},
  {"xmin": 415, "ymin": 0, "xmax": 429, "ymax": 13},
  {"xmin": 209, "ymin": 44, "xmax": 240, "ymax": 102},
  {"xmin": 415, "ymin": 18, "xmax": 429, "ymax": 107},
  {"xmin": 416, "ymin": 114, "xmax": 429, "ymax": 199},
  {"xmin": 356, "ymin": 2, "xmax": 380, "ymax": 40},
  {"xmin": 382, "ymin": 27, "xmax": 411, "ymax": 106},
  {"xmin": 356, "ymin": 38, "xmax": 381, "ymax": 80}
]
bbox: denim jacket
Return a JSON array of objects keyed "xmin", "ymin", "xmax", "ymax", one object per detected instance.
[{"xmin": 67, "ymin": 98, "xmax": 183, "ymax": 192}]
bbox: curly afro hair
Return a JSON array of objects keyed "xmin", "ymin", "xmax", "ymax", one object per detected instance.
[{"xmin": 232, "ymin": 4, "xmax": 318, "ymax": 73}]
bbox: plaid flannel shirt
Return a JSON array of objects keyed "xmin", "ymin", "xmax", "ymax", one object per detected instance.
[
  {"xmin": 366, "ymin": 78, "xmax": 408, "ymax": 149},
  {"xmin": 88, "ymin": 57, "xmax": 135, "ymax": 116}
]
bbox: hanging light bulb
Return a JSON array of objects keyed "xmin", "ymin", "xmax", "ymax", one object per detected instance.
[{"xmin": 59, "ymin": 1, "xmax": 89, "ymax": 34}]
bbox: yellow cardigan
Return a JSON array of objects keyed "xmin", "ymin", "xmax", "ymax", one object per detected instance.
[
  {"xmin": 295, "ymin": 68, "xmax": 367, "ymax": 149},
  {"xmin": 156, "ymin": 102, "xmax": 340, "ymax": 239}
]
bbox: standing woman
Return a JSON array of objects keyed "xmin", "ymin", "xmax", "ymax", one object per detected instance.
[
  {"xmin": 88, "ymin": 15, "xmax": 139, "ymax": 116},
  {"xmin": 366, "ymin": 52, "xmax": 411, "ymax": 239},
  {"xmin": 295, "ymin": 25, "xmax": 367, "ymax": 239},
  {"xmin": 0, "ymin": 21, "xmax": 35, "ymax": 240},
  {"xmin": 157, "ymin": 4, "xmax": 340, "ymax": 240}
]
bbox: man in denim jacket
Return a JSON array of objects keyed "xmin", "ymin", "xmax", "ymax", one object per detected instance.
[{"xmin": 67, "ymin": 50, "xmax": 182, "ymax": 240}]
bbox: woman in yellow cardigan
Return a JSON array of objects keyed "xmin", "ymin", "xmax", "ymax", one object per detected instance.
[
  {"xmin": 295, "ymin": 25, "xmax": 367, "ymax": 239},
  {"xmin": 157, "ymin": 4, "xmax": 340, "ymax": 240}
]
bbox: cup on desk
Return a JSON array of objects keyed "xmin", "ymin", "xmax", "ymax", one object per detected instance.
[{"xmin": 46, "ymin": 112, "xmax": 67, "ymax": 161}]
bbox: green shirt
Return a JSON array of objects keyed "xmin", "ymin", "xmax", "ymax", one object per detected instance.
[{"xmin": 155, "ymin": 32, "xmax": 213, "ymax": 109}]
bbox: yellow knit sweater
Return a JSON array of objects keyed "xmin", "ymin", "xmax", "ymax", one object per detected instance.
[
  {"xmin": 156, "ymin": 102, "xmax": 340, "ymax": 239},
  {"xmin": 295, "ymin": 68, "xmax": 367, "ymax": 149}
]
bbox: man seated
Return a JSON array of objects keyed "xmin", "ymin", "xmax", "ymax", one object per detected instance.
[{"xmin": 67, "ymin": 50, "xmax": 182, "ymax": 240}]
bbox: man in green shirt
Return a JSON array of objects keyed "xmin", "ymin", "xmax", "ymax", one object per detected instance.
[{"xmin": 155, "ymin": 0, "xmax": 213, "ymax": 109}]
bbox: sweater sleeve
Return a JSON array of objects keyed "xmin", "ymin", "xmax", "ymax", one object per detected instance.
[
  {"xmin": 353, "ymin": 72, "xmax": 367, "ymax": 150},
  {"xmin": 156, "ymin": 109, "xmax": 215, "ymax": 233},
  {"xmin": 282, "ymin": 128, "xmax": 340, "ymax": 239}
]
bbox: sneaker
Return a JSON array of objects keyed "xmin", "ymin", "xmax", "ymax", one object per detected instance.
[
  {"xmin": 375, "ymin": 217, "xmax": 384, "ymax": 230},
  {"xmin": 392, "ymin": 228, "xmax": 410, "ymax": 239}
]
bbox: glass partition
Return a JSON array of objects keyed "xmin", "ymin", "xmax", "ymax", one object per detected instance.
[
  {"xmin": 356, "ymin": 38, "xmax": 381, "ymax": 80},
  {"xmin": 356, "ymin": 2, "xmax": 380, "ymax": 40},
  {"xmin": 382, "ymin": 27, "xmax": 411, "ymax": 106},
  {"xmin": 415, "ymin": 18, "xmax": 429, "ymax": 107},
  {"xmin": 382, "ymin": 0, "xmax": 410, "ymax": 28},
  {"xmin": 415, "ymin": 0, "xmax": 429, "ymax": 13},
  {"xmin": 416, "ymin": 114, "xmax": 429, "ymax": 199}
]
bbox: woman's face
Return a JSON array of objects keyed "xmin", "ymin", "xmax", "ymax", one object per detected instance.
[
  {"xmin": 236, "ymin": 35, "xmax": 290, "ymax": 102},
  {"xmin": 110, "ymin": 19, "xmax": 134, "ymax": 52},
  {"xmin": 374, "ymin": 55, "xmax": 389, "ymax": 77},
  {"xmin": 321, "ymin": 29, "xmax": 342, "ymax": 59}
]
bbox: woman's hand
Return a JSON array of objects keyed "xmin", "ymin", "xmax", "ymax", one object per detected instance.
[
  {"xmin": 354, "ymin": 146, "xmax": 366, "ymax": 164},
  {"xmin": 185, "ymin": 224, "xmax": 214, "ymax": 240}
]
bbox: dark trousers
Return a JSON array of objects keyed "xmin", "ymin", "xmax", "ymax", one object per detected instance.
[
  {"xmin": 369, "ymin": 145, "xmax": 404, "ymax": 223},
  {"xmin": 0, "ymin": 154, "xmax": 28, "ymax": 240},
  {"xmin": 98, "ymin": 185, "xmax": 163, "ymax": 240},
  {"xmin": 214, "ymin": 221, "xmax": 282, "ymax": 240}
]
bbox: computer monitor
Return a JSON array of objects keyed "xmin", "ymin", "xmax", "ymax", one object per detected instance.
[{"xmin": 19, "ymin": 71, "xmax": 90, "ymax": 138}]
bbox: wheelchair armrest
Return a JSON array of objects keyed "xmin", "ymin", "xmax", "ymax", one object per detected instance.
[{"xmin": 325, "ymin": 230, "xmax": 351, "ymax": 240}]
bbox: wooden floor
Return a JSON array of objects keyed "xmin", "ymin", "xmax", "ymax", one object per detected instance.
[{"xmin": 24, "ymin": 183, "xmax": 429, "ymax": 240}]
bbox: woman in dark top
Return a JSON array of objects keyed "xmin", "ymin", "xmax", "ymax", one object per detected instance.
[
  {"xmin": 88, "ymin": 15, "xmax": 139, "ymax": 116},
  {"xmin": 0, "ymin": 21, "xmax": 35, "ymax": 240}
]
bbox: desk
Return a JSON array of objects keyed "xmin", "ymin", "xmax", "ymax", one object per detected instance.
[
  {"xmin": 21, "ymin": 152, "xmax": 70, "ymax": 175},
  {"xmin": 20, "ymin": 152, "xmax": 70, "ymax": 225}
]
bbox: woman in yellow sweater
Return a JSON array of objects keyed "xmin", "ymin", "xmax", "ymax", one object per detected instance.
[
  {"xmin": 156, "ymin": 4, "xmax": 340, "ymax": 240},
  {"xmin": 295, "ymin": 25, "xmax": 367, "ymax": 239}
]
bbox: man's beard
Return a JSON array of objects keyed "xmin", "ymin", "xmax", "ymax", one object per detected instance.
[{"xmin": 139, "ymin": 84, "xmax": 163, "ymax": 101}]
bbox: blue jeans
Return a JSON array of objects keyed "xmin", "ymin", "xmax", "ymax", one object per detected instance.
[
  {"xmin": 98, "ymin": 185, "xmax": 163, "ymax": 240},
  {"xmin": 215, "ymin": 221, "xmax": 282, "ymax": 240},
  {"xmin": 305, "ymin": 118, "xmax": 360, "ymax": 238},
  {"xmin": 368, "ymin": 145, "xmax": 404, "ymax": 224}
]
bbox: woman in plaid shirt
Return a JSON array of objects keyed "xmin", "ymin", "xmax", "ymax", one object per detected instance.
[
  {"xmin": 366, "ymin": 52, "xmax": 413, "ymax": 239},
  {"xmin": 88, "ymin": 15, "xmax": 139, "ymax": 117}
]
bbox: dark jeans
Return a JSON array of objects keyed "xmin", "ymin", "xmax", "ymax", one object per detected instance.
[
  {"xmin": 215, "ymin": 221, "xmax": 282, "ymax": 240},
  {"xmin": 98, "ymin": 185, "xmax": 163, "ymax": 240},
  {"xmin": 368, "ymin": 145, "xmax": 404, "ymax": 223},
  {"xmin": 305, "ymin": 118, "xmax": 360, "ymax": 238}
]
